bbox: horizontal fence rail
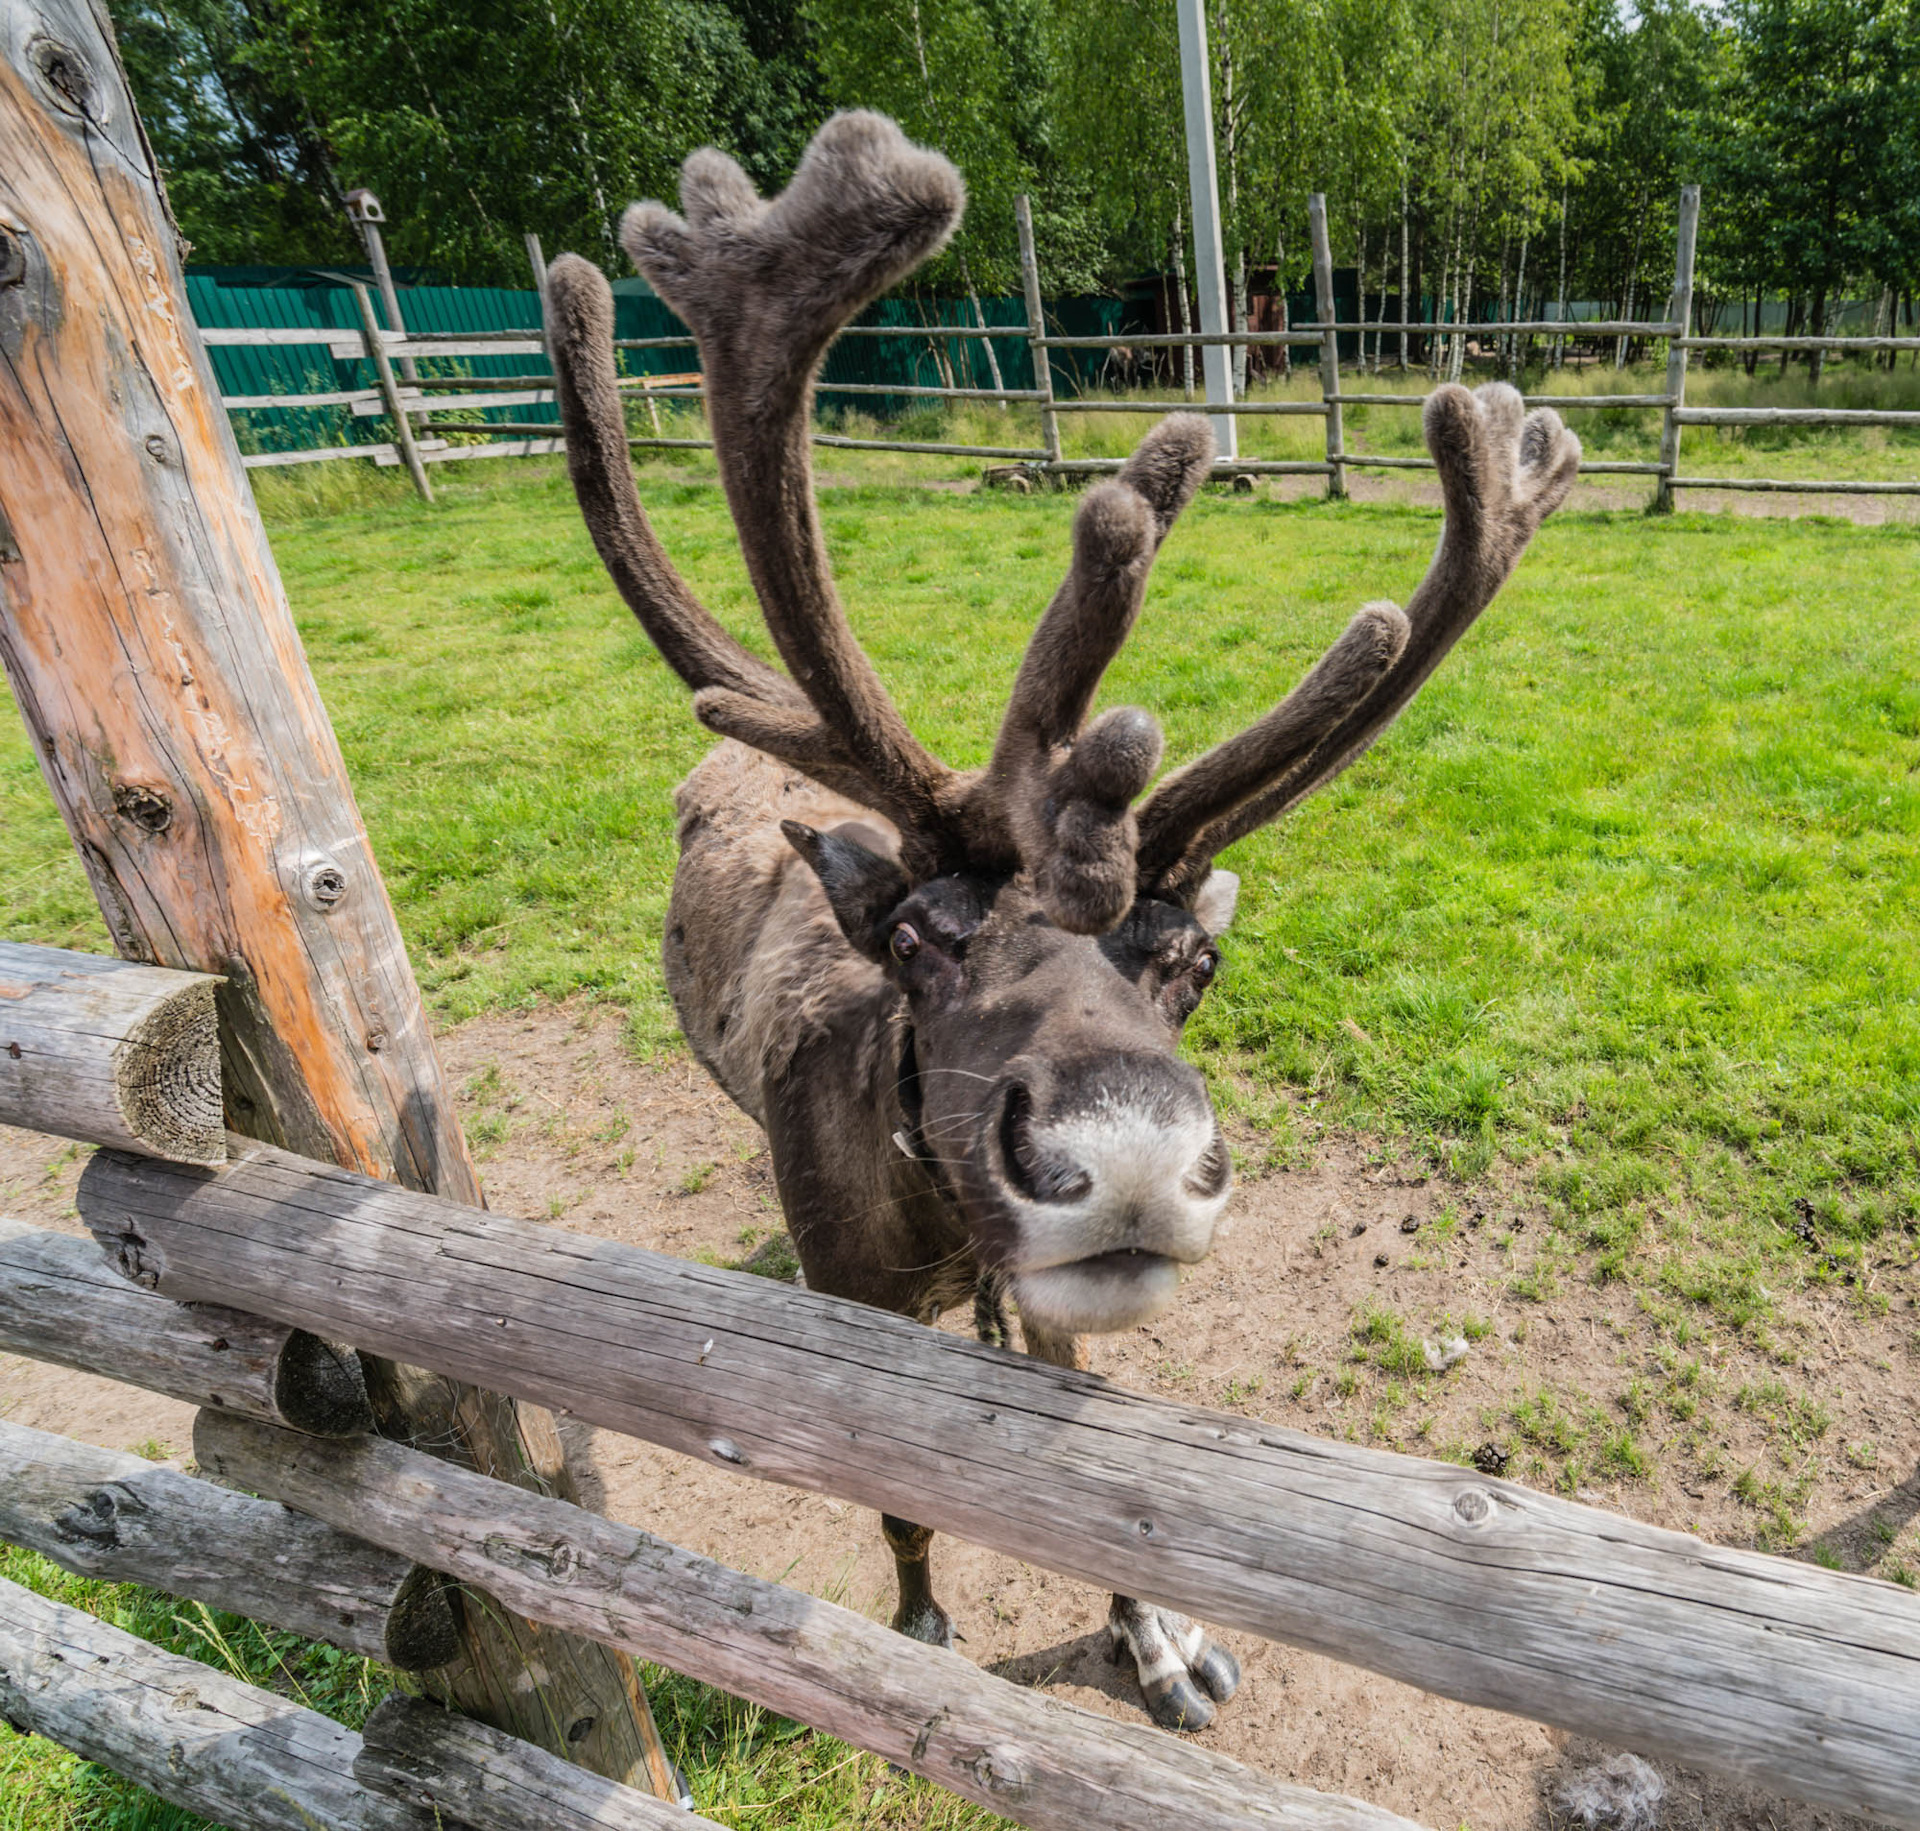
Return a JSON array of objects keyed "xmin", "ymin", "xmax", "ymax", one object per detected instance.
[
  {"xmin": 197, "ymin": 1414, "xmax": 1416, "ymax": 1831},
  {"xmin": 199, "ymin": 187, "xmax": 1916, "ymax": 507},
  {"xmin": 60, "ymin": 1128, "xmax": 1920, "ymax": 1828}
]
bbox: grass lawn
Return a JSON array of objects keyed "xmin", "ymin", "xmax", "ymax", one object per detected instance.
[
  {"xmin": 8, "ymin": 447, "xmax": 1913, "ymax": 1301},
  {"xmin": 3, "ymin": 431, "xmax": 1917, "ymax": 1828}
]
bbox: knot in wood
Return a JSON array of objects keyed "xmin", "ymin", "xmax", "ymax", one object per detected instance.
[
  {"xmin": 28, "ymin": 37, "xmax": 96, "ymax": 118},
  {"xmin": 966, "ymin": 1745, "xmax": 1033, "ymax": 1801},
  {"xmin": 301, "ymin": 859, "xmax": 349, "ymax": 911},
  {"xmin": 112, "ymin": 782, "xmax": 173, "ymax": 835},
  {"xmin": 144, "ymin": 436, "xmax": 169, "ymax": 463},
  {"xmin": 0, "ymin": 229, "xmax": 23, "ymax": 288},
  {"xmin": 54, "ymin": 1488, "xmax": 124, "ymax": 1550},
  {"xmin": 1453, "ymin": 1486, "xmax": 1492, "ymax": 1526},
  {"xmin": 707, "ymin": 1436, "xmax": 746, "ymax": 1465}
]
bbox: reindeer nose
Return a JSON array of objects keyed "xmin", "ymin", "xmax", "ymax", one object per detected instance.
[{"xmin": 993, "ymin": 1053, "xmax": 1230, "ymax": 1269}]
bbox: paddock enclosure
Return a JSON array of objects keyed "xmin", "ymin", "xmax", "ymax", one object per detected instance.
[{"xmin": 3, "ymin": 5, "xmax": 1919, "ymax": 1830}]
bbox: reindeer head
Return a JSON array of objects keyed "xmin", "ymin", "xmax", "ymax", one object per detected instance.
[{"xmin": 547, "ymin": 113, "xmax": 1580, "ymax": 1335}]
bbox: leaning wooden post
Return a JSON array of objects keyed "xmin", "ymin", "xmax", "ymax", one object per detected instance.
[
  {"xmin": 1652, "ymin": 183, "xmax": 1701, "ymax": 515},
  {"xmin": 0, "ymin": 2, "xmax": 676, "ymax": 1798},
  {"xmin": 1015, "ymin": 193, "xmax": 1061, "ymax": 469},
  {"xmin": 1308, "ymin": 193, "xmax": 1346, "ymax": 501},
  {"xmin": 351, "ymin": 280, "xmax": 432, "ymax": 504}
]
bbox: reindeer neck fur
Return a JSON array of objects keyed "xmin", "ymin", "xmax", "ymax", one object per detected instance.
[{"xmin": 663, "ymin": 741, "xmax": 975, "ymax": 1322}]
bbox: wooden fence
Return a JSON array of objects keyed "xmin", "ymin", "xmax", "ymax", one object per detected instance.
[
  {"xmin": 203, "ymin": 182, "xmax": 1920, "ymax": 512},
  {"xmin": 3, "ymin": 942, "xmax": 1919, "ymax": 1831},
  {"xmin": 1029, "ymin": 185, "xmax": 1920, "ymax": 507}
]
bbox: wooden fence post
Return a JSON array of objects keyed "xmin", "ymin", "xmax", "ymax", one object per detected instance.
[
  {"xmin": 1015, "ymin": 193, "xmax": 1060, "ymax": 469},
  {"xmin": 1308, "ymin": 193, "xmax": 1346, "ymax": 500},
  {"xmin": 352, "ymin": 280, "xmax": 433, "ymax": 503},
  {"xmin": 0, "ymin": 0, "xmax": 677, "ymax": 1799},
  {"xmin": 1653, "ymin": 184, "xmax": 1701, "ymax": 515}
]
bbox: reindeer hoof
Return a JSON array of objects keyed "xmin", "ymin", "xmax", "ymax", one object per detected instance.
[
  {"xmin": 891, "ymin": 1598, "xmax": 956, "ymax": 1651},
  {"xmin": 1109, "ymin": 1598, "xmax": 1239, "ymax": 1732}
]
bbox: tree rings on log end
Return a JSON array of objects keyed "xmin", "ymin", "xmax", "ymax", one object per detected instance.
[
  {"xmin": 383, "ymin": 1565, "xmax": 461, "ymax": 1672},
  {"xmin": 118, "ymin": 978, "xmax": 224, "ymax": 1165},
  {"xmin": 272, "ymin": 1332, "xmax": 377, "ymax": 1438}
]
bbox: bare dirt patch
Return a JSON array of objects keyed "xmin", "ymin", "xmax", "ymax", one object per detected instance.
[{"xmin": 4, "ymin": 1000, "xmax": 1915, "ymax": 1829}]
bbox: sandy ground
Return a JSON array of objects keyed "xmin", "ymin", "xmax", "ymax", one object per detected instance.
[{"xmin": 4, "ymin": 1002, "xmax": 1916, "ymax": 1830}]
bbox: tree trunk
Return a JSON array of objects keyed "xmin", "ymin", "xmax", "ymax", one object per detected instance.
[
  {"xmin": 1231, "ymin": 246, "xmax": 1249, "ymax": 395},
  {"xmin": 1809, "ymin": 286, "xmax": 1828, "ymax": 386},
  {"xmin": 1172, "ymin": 198, "xmax": 1195, "ymax": 400},
  {"xmin": 1276, "ymin": 221, "xmax": 1291, "ymax": 382},
  {"xmin": 1405, "ymin": 176, "xmax": 1420, "ymax": 368},
  {"xmin": 1429, "ymin": 205, "xmax": 1453, "ymax": 379},
  {"xmin": 1552, "ymin": 183, "xmax": 1569, "ymax": 370},
  {"xmin": 0, "ymin": 1, "xmax": 674, "ymax": 1795},
  {"xmin": 1511, "ymin": 232, "xmax": 1528, "ymax": 378}
]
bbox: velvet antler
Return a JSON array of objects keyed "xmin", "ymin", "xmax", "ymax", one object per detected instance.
[
  {"xmin": 621, "ymin": 114, "xmax": 967, "ymax": 862},
  {"xmin": 550, "ymin": 112, "xmax": 1215, "ymax": 913},
  {"xmin": 1134, "ymin": 383, "xmax": 1581, "ymax": 904},
  {"xmin": 968, "ymin": 416, "xmax": 1215, "ymax": 931},
  {"xmin": 550, "ymin": 117, "xmax": 1578, "ymax": 933}
]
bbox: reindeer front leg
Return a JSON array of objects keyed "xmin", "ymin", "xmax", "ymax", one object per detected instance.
[{"xmin": 1017, "ymin": 1318, "xmax": 1241, "ymax": 1731}]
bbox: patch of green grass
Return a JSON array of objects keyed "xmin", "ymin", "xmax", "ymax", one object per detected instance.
[{"xmin": 4, "ymin": 436, "xmax": 1917, "ymax": 1318}]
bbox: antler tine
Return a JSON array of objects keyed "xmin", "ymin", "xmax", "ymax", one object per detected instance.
[
  {"xmin": 969, "ymin": 415, "xmax": 1215, "ymax": 933},
  {"xmin": 621, "ymin": 113, "xmax": 967, "ymax": 862},
  {"xmin": 1132, "ymin": 602, "xmax": 1413, "ymax": 893},
  {"xmin": 1139, "ymin": 383, "xmax": 1581, "ymax": 904},
  {"xmin": 544, "ymin": 256, "xmax": 804, "ymax": 707}
]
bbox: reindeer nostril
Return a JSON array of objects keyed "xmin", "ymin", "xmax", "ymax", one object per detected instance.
[
  {"xmin": 1000, "ymin": 1083, "xmax": 1093, "ymax": 1205},
  {"xmin": 1185, "ymin": 1132, "xmax": 1232, "ymax": 1200}
]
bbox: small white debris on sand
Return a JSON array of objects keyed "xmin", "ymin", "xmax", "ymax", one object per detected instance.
[{"xmin": 1555, "ymin": 1752, "xmax": 1666, "ymax": 1831}]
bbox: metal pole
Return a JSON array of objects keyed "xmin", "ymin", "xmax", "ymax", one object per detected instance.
[
  {"xmin": 1653, "ymin": 184, "xmax": 1701, "ymax": 515},
  {"xmin": 1015, "ymin": 195, "xmax": 1061, "ymax": 468},
  {"xmin": 1174, "ymin": 0, "xmax": 1237, "ymax": 457},
  {"xmin": 352, "ymin": 282, "xmax": 432, "ymax": 504},
  {"xmin": 1308, "ymin": 194, "xmax": 1345, "ymax": 501},
  {"xmin": 356, "ymin": 217, "xmax": 418, "ymax": 385}
]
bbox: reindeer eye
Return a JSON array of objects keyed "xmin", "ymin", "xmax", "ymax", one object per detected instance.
[{"xmin": 890, "ymin": 923, "xmax": 922, "ymax": 962}]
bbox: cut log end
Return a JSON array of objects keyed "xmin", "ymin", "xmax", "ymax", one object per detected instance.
[
  {"xmin": 272, "ymin": 1330, "xmax": 377, "ymax": 1438},
  {"xmin": 384, "ymin": 1566, "xmax": 461, "ymax": 1673},
  {"xmin": 117, "ymin": 979, "xmax": 224, "ymax": 1165}
]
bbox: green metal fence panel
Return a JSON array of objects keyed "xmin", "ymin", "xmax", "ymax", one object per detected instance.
[{"xmin": 188, "ymin": 268, "xmax": 1122, "ymax": 452}]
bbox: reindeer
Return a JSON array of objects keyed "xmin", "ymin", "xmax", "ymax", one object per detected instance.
[{"xmin": 543, "ymin": 112, "xmax": 1580, "ymax": 1733}]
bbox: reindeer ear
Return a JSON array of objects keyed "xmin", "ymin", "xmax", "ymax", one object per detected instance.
[
  {"xmin": 1191, "ymin": 870, "xmax": 1240, "ymax": 937},
  {"xmin": 781, "ymin": 820, "xmax": 910, "ymax": 957}
]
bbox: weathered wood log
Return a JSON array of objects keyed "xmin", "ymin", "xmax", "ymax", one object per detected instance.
[
  {"xmin": 87, "ymin": 1140, "xmax": 1920, "ymax": 1829},
  {"xmin": 0, "ymin": 1217, "xmax": 373, "ymax": 1435},
  {"xmin": 1674, "ymin": 406, "xmax": 1920, "ymax": 427},
  {"xmin": 0, "ymin": 942, "xmax": 223, "ymax": 1163},
  {"xmin": 0, "ymin": 1573, "xmax": 437, "ymax": 1831},
  {"xmin": 0, "ymin": 1419, "xmax": 457, "ymax": 1670},
  {"xmin": 355, "ymin": 1696, "xmax": 725, "ymax": 1831},
  {"xmin": 0, "ymin": 1, "xmax": 675, "ymax": 1790},
  {"xmin": 1670, "ymin": 476, "xmax": 1920, "ymax": 495},
  {"xmin": 203, "ymin": 1414, "xmax": 1424, "ymax": 1831}
]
